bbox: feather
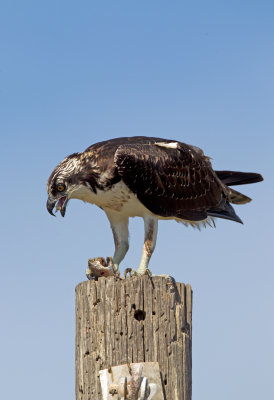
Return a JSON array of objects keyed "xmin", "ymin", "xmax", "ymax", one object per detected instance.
[{"xmin": 216, "ymin": 170, "xmax": 263, "ymax": 186}]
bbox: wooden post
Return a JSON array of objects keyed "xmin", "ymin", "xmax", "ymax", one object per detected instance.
[{"xmin": 75, "ymin": 275, "xmax": 192, "ymax": 400}]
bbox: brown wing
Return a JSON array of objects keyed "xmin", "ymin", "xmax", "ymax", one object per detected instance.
[{"xmin": 114, "ymin": 142, "xmax": 227, "ymax": 221}]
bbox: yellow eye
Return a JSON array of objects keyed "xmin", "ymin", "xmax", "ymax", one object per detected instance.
[{"xmin": 57, "ymin": 184, "xmax": 65, "ymax": 192}]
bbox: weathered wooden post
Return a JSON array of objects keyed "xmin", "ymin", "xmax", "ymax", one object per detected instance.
[{"xmin": 75, "ymin": 275, "xmax": 192, "ymax": 400}]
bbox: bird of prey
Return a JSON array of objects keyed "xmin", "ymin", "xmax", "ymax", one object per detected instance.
[{"xmin": 47, "ymin": 136, "xmax": 263, "ymax": 276}]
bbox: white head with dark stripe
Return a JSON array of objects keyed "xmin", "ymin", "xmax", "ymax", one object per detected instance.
[{"xmin": 47, "ymin": 152, "xmax": 100, "ymax": 217}]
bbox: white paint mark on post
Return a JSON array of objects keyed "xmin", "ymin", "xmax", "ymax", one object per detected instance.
[{"xmin": 99, "ymin": 362, "xmax": 164, "ymax": 400}]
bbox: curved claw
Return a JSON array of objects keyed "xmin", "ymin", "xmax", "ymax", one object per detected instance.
[
  {"xmin": 124, "ymin": 268, "xmax": 152, "ymax": 278},
  {"xmin": 144, "ymin": 269, "xmax": 152, "ymax": 277},
  {"xmin": 124, "ymin": 267, "xmax": 136, "ymax": 278}
]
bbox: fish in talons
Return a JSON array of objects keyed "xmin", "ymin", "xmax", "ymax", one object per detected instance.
[{"xmin": 86, "ymin": 256, "xmax": 121, "ymax": 280}]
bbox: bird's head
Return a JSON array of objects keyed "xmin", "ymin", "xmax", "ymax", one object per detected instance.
[{"xmin": 46, "ymin": 152, "xmax": 86, "ymax": 217}]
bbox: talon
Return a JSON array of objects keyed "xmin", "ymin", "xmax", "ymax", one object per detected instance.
[
  {"xmin": 144, "ymin": 269, "xmax": 152, "ymax": 277},
  {"xmin": 124, "ymin": 268, "xmax": 138, "ymax": 277},
  {"xmin": 124, "ymin": 268, "xmax": 153, "ymax": 277},
  {"xmin": 107, "ymin": 257, "xmax": 121, "ymax": 278}
]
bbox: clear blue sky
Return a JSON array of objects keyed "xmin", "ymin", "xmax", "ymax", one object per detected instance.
[{"xmin": 1, "ymin": 1, "xmax": 273, "ymax": 399}]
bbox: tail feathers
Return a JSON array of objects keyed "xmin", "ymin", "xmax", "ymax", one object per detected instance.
[
  {"xmin": 228, "ymin": 187, "xmax": 252, "ymax": 205},
  {"xmin": 208, "ymin": 202, "xmax": 243, "ymax": 224},
  {"xmin": 215, "ymin": 170, "xmax": 263, "ymax": 186}
]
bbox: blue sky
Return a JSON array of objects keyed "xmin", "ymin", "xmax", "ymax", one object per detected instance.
[{"xmin": 0, "ymin": 1, "xmax": 273, "ymax": 399}]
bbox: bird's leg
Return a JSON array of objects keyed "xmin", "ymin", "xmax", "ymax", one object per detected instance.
[
  {"xmin": 108, "ymin": 215, "xmax": 129, "ymax": 273},
  {"xmin": 136, "ymin": 215, "xmax": 158, "ymax": 275}
]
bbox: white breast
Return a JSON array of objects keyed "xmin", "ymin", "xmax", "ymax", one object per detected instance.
[
  {"xmin": 70, "ymin": 181, "xmax": 152, "ymax": 218},
  {"xmin": 69, "ymin": 180, "xmax": 213, "ymax": 228}
]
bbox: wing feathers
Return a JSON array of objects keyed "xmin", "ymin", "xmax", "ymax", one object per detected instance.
[
  {"xmin": 228, "ymin": 188, "xmax": 252, "ymax": 204},
  {"xmin": 208, "ymin": 202, "xmax": 243, "ymax": 224},
  {"xmin": 215, "ymin": 170, "xmax": 263, "ymax": 186},
  {"xmin": 115, "ymin": 142, "xmax": 226, "ymax": 221}
]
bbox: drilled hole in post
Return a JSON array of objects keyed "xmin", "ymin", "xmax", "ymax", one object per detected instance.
[{"xmin": 134, "ymin": 309, "xmax": 146, "ymax": 321}]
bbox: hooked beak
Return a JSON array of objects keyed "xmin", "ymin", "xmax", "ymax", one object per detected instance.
[
  {"xmin": 47, "ymin": 196, "xmax": 68, "ymax": 217},
  {"xmin": 47, "ymin": 197, "xmax": 56, "ymax": 216}
]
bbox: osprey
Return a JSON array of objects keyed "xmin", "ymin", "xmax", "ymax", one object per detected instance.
[{"xmin": 47, "ymin": 136, "xmax": 263, "ymax": 275}]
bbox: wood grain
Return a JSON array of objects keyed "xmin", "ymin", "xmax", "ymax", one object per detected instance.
[{"xmin": 75, "ymin": 276, "xmax": 192, "ymax": 400}]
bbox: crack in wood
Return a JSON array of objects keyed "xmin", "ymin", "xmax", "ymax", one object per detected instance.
[{"xmin": 75, "ymin": 276, "xmax": 192, "ymax": 400}]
